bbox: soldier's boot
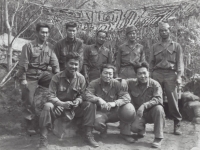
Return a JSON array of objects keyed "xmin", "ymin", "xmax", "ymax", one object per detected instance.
[
  {"xmin": 84, "ymin": 126, "xmax": 99, "ymax": 147},
  {"xmin": 38, "ymin": 128, "xmax": 48, "ymax": 150},
  {"xmin": 152, "ymin": 138, "xmax": 162, "ymax": 148},
  {"xmin": 174, "ymin": 120, "xmax": 182, "ymax": 135}
]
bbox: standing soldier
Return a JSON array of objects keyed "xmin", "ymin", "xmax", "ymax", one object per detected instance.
[
  {"xmin": 116, "ymin": 26, "xmax": 146, "ymax": 79},
  {"xmin": 83, "ymin": 30, "xmax": 113, "ymax": 82},
  {"xmin": 149, "ymin": 22, "xmax": 184, "ymax": 135},
  {"xmin": 14, "ymin": 22, "xmax": 60, "ymax": 133},
  {"xmin": 54, "ymin": 22, "xmax": 84, "ymax": 71}
]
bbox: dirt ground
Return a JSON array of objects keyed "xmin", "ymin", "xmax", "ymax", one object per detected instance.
[{"xmin": 0, "ymin": 72, "xmax": 200, "ymax": 150}]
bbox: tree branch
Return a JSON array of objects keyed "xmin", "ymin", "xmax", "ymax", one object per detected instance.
[
  {"xmin": 11, "ymin": 1, "xmax": 20, "ymax": 28},
  {"xmin": 10, "ymin": 7, "xmax": 43, "ymax": 45},
  {"xmin": 4, "ymin": 0, "xmax": 11, "ymax": 30}
]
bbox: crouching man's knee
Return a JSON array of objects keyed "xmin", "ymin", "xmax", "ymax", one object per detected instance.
[{"xmin": 118, "ymin": 103, "xmax": 136, "ymax": 123}]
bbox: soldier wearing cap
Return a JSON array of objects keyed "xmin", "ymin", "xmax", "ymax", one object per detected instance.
[
  {"xmin": 149, "ymin": 22, "xmax": 184, "ymax": 135},
  {"xmin": 54, "ymin": 22, "xmax": 84, "ymax": 71},
  {"xmin": 116, "ymin": 26, "xmax": 146, "ymax": 79}
]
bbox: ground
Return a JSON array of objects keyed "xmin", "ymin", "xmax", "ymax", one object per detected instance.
[{"xmin": 0, "ymin": 70, "xmax": 200, "ymax": 150}]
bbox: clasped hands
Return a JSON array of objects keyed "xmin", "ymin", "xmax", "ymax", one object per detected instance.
[
  {"xmin": 97, "ymin": 98, "xmax": 116, "ymax": 111},
  {"xmin": 54, "ymin": 99, "xmax": 80, "ymax": 116}
]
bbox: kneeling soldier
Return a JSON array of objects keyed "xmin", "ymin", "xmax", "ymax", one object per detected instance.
[
  {"xmin": 127, "ymin": 62, "xmax": 165, "ymax": 148},
  {"xmin": 84, "ymin": 63, "xmax": 136, "ymax": 143},
  {"xmin": 38, "ymin": 52, "xmax": 98, "ymax": 150}
]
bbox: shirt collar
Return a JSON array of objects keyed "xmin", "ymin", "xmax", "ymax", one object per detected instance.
[
  {"xmin": 158, "ymin": 39, "xmax": 174, "ymax": 45},
  {"xmin": 60, "ymin": 70, "xmax": 77, "ymax": 79},
  {"xmin": 135, "ymin": 78, "xmax": 151, "ymax": 87},
  {"xmin": 32, "ymin": 39, "xmax": 48, "ymax": 47},
  {"xmin": 98, "ymin": 78, "xmax": 113, "ymax": 87},
  {"xmin": 65, "ymin": 37, "xmax": 76, "ymax": 43}
]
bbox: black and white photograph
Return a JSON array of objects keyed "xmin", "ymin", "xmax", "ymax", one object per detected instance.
[{"xmin": 0, "ymin": 0, "xmax": 200, "ymax": 150}]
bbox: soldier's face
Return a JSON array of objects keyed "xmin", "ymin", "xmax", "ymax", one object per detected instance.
[
  {"xmin": 136, "ymin": 67, "xmax": 149, "ymax": 83},
  {"xmin": 65, "ymin": 59, "xmax": 79, "ymax": 74},
  {"xmin": 159, "ymin": 28, "xmax": 170, "ymax": 39},
  {"xmin": 96, "ymin": 32, "xmax": 107, "ymax": 45},
  {"xmin": 37, "ymin": 27, "xmax": 49, "ymax": 42},
  {"xmin": 101, "ymin": 68, "xmax": 114, "ymax": 83},
  {"xmin": 127, "ymin": 31, "xmax": 137, "ymax": 42},
  {"xmin": 66, "ymin": 27, "xmax": 77, "ymax": 39}
]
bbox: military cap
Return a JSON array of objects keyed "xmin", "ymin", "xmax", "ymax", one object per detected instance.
[
  {"xmin": 158, "ymin": 21, "xmax": 170, "ymax": 29},
  {"xmin": 126, "ymin": 26, "xmax": 137, "ymax": 35},
  {"xmin": 66, "ymin": 21, "xmax": 77, "ymax": 29}
]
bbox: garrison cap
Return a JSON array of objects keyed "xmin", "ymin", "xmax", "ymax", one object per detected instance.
[{"xmin": 126, "ymin": 26, "xmax": 137, "ymax": 35}]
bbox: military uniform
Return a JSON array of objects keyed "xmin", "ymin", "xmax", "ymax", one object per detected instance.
[
  {"xmin": 54, "ymin": 37, "xmax": 84, "ymax": 71},
  {"xmin": 83, "ymin": 44, "xmax": 113, "ymax": 82},
  {"xmin": 84, "ymin": 78, "xmax": 133, "ymax": 136},
  {"xmin": 149, "ymin": 39, "xmax": 184, "ymax": 122},
  {"xmin": 39, "ymin": 71, "xmax": 94, "ymax": 129},
  {"xmin": 17, "ymin": 40, "xmax": 60, "ymax": 118},
  {"xmin": 127, "ymin": 78, "xmax": 165, "ymax": 139},
  {"xmin": 116, "ymin": 43, "xmax": 145, "ymax": 79}
]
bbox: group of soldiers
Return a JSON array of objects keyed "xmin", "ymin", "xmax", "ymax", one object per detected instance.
[{"xmin": 13, "ymin": 21, "xmax": 184, "ymax": 150}]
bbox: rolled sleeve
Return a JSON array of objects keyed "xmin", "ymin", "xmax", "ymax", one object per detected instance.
[
  {"xmin": 17, "ymin": 44, "xmax": 31, "ymax": 80},
  {"xmin": 49, "ymin": 50, "xmax": 60, "ymax": 74},
  {"xmin": 176, "ymin": 44, "xmax": 184, "ymax": 77}
]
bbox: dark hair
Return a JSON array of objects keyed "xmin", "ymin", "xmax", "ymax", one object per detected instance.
[
  {"xmin": 36, "ymin": 23, "xmax": 50, "ymax": 32},
  {"xmin": 66, "ymin": 22, "xmax": 77, "ymax": 30},
  {"xmin": 100, "ymin": 63, "xmax": 116, "ymax": 73},
  {"xmin": 65, "ymin": 52, "xmax": 81, "ymax": 63},
  {"xmin": 134, "ymin": 61, "xmax": 149, "ymax": 73},
  {"xmin": 96, "ymin": 30, "xmax": 107, "ymax": 37}
]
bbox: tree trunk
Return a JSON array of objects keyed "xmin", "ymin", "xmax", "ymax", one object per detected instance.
[{"xmin": 4, "ymin": 0, "xmax": 12, "ymax": 71}]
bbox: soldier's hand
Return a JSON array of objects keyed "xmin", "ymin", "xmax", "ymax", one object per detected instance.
[
  {"xmin": 54, "ymin": 106, "xmax": 64, "ymax": 116},
  {"xmin": 106, "ymin": 102, "xmax": 116, "ymax": 111},
  {"xmin": 62, "ymin": 101, "xmax": 73, "ymax": 109},
  {"xmin": 20, "ymin": 80, "xmax": 27, "ymax": 88},
  {"xmin": 137, "ymin": 105, "xmax": 145, "ymax": 118},
  {"xmin": 176, "ymin": 77, "xmax": 182, "ymax": 85},
  {"xmin": 98, "ymin": 98, "xmax": 107, "ymax": 106},
  {"xmin": 72, "ymin": 99, "xmax": 80, "ymax": 107}
]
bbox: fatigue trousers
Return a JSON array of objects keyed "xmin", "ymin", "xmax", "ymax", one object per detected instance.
[
  {"xmin": 119, "ymin": 66, "xmax": 136, "ymax": 79},
  {"xmin": 21, "ymin": 71, "xmax": 52, "ymax": 119},
  {"xmin": 94, "ymin": 103, "xmax": 132, "ymax": 135},
  {"xmin": 39, "ymin": 101, "xmax": 95, "ymax": 129},
  {"xmin": 152, "ymin": 70, "xmax": 182, "ymax": 121},
  {"xmin": 142, "ymin": 105, "xmax": 165, "ymax": 138}
]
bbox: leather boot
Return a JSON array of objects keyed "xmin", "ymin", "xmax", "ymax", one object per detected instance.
[
  {"xmin": 84, "ymin": 126, "xmax": 99, "ymax": 147},
  {"xmin": 174, "ymin": 120, "xmax": 182, "ymax": 135},
  {"xmin": 120, "ymin": 134, "xmax": 135, "ymax": 143},
  {"xmin": 38, "ymin": 128, "xmax": 48, "ymax": 150},
  {"xmin": 152, "ymin": 138, "xmax": 162, "ymax": 148}
]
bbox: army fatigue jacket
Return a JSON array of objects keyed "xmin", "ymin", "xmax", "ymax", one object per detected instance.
[
  {"xmin": 126, "ymin": 78, "xmax": 163, "ymax": 110},
  {"xmin": 17, "ymin": 40, "xmax": 60, "ymax": 80},
  {"xmin": 54, "ymin": 37, "xmax": 84, "ymax": 71},
  {"xmin": 149, "ymin": 39, "xmax": 184, "ymax": 75},
  {"xmin": 84, "ymin": 78, "xmax": 131, "ymax": 106},
  {"xmin": 83, "ymin": 44, "xmax": 113, "ymax": 70},
  {"xmin": 116, "ymin": 42, "xmax": 145, "ymax": 72},
  {"xmin": 48, "ymin": 71, "xmax": 86, "ymax": 105}
]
